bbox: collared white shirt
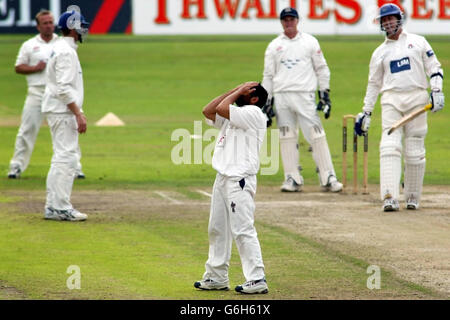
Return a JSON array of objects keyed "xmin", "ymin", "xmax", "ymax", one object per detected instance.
[
  {"xmin": 42, "ymin": 37, "xmax": 84, "ymax": 113},
  {"xmin": 207, "ymin": 105, "xmax": 267, "ymax": 178},
  {"xmin": 262, "ymin": 32, "xmax": 330, "ymax": 96},
  {"xmin": 363, "ymin": 30, "xmax": 443, "ymax": 113},
  {"xmin": 15, "ymin": 33, "xmax": 58, "ymax": 87}
]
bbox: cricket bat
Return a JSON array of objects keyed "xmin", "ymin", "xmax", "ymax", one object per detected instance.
[{"xmin": 387, "ymin": 104, "xmax": 432, "ymax": 135}]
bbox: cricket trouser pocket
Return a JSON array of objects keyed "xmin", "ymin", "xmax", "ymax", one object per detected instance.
[{"xmin": 239, "ymin": 178, "xmax": 245, "ymax": 190}]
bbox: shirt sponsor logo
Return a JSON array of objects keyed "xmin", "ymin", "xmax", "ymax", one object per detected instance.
[
  {"xmin": 426, "ymin": 50, "xmax": 434, "ymax": 57},
  {"xmin": 390, "ymin": 57, "xmax": 411, "ymax": 74}
]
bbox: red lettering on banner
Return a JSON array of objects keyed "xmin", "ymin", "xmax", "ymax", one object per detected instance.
[
  {"xmin": 181, "ymin": 0, "xmax": 207, "ymax": 19},
  {"xmin": 377, "ymin": 0, "xmax": 405, "ymax": 12},
  {"xmin": 289, "ymin": 0, "xmax": 297, "ymax": 9},
  {"xmin": 214, "ymin": 0, "xmax": 240, "ymax": 18},
  {"xmin": 335, "ymin": 0, "xmax": 362, "ymax": 24},
  {"xmin": 154, "ymin": 0, "xmax": 450, "ymax": 25},
  {"xmin": 267, "ymin": 0, "xmax": 296, "ymax": 19},
  {"xmin": 411, "ymin": 0, "xmax": 433, "ymax": 19},
  {"xmin": 266, "ymin": 0, "xmax": 277, "ymax": 18},
  {"xmin": 155, "ymin": 0, "xmax": 170, "ymax": 24},
  {"xmin": 309, "ymin": 0, "xmax": 330, "ymax": 19},
  {"xmin": 439, "ymin": 0, "xmax": 450, "ymax": 18},
  {"xmin": 241, "ymin": 0, "xmax": 266, "ymax": 19}
]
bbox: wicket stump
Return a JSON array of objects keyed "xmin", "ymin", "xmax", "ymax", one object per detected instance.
[{"xmin": 342, "ymin": 115, "xmax": 369, "ymax": 194}]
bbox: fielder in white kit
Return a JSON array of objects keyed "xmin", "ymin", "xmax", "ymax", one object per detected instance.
[
  {"xmin": 262, "ymin": 7, "xmax": 343, "ymax": 193},
  {"xmin": 43, "ymin": 6, "xmax": 90, "ymax": 221},
  {"xmin": 194, "ymin": 82, "xmax": 269, "ymax": 294},
  {"xmin": 8, "ymin": 10, "xmax": 84, "ymax": 179},
  {"xmin": 355, "ymin": 3, "xmax": 444, "ymax": 211}
]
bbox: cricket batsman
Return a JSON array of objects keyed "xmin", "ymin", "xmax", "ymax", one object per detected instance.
[{"xmin": 354, "ymin": 3, "xmax": 444, "ymax": 211}]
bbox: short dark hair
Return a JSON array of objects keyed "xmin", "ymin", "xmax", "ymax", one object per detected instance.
[
  {"xmin": 61, "ymin": 28, "xmax": 71, "ymax": 36},
  {"xmin": 250, "ymin": 84, "xmax": 268, "ymax": 108},
  {"xmin": 35, "ymin": 10, "xmax": 52, "ymax": 25}
]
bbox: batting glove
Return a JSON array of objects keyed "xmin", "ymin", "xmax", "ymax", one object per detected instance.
[
  {"xmin": 430, "ymin": 90, "xmax": 444, "ymax": 113},
  {"xmin": 354, "ymin": 111, "xmax": 371, "ymax": 136},
  {"xmin": 317, "ymin": 89, "xmax": 331, "ymax": 119}
]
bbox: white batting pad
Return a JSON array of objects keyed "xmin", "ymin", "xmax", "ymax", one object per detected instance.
[
  {"xmin": 379, "ymin": 136, "xmax": 402, "ymax": 200},
  {"xmin": 310, "ymin": 126, "xmax": 336, "ymax": 186},
  {"xmin": 404, "ymin": 162, "xmax": 426, "ymax": 203},
  {"xmin": 404, "ymin": 137, "xmax": 426, "ymax": 203},
  {"xmin": 404, "ymin": 137, "xmax": 425, "ymax": 164},
  {"xmin": 279, "ymin": 126, "xmax": 303, "ymax": 184}
]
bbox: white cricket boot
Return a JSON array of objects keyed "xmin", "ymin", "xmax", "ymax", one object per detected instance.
[
  {"xmin": 235, "ymin": 278, "xmax": 269, "ymax": 294},
  {"xmin": 321, "ymin": 175, "xmax": 343, "ymax": 192},
  {"xmin": 406, "ymin": 196, "xmax": 419, "ymax": 210},
  {"xmin": 75, "ymin": 170, "xmax": 85, "ymax": 179},
  {"xmin": 383, "ymin": 197, "xmax": 399, "ymax": 212},
  {"xmin": 194, "ymin": 279, "xmax": 229, "ymax": 291},
  {"xmin": 280, "ymin": 175, "xmax": 303, "ymax": 192},
  {"xmin": 44, "ymin": 207, "xmax": 62, "ymax": 220},
  {"xmin": 8, "ymin": 165, "xmax": 21, "ymax": 179},
  {"xmin": 55, "ymin": 208, "xmax": 88, "ymax": 221}
]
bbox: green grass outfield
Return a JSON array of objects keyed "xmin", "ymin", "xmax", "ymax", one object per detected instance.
[{"xmin": 0, "ymin": 34, "xmax": 449, "ymax": 300}]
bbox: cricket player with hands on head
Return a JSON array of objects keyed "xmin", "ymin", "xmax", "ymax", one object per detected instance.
[
  {"xmin": 262, "ymin": 7, "xmax": 343, "ymax": 193},
  {"xmin": 42, "ymin": 5, "xmax": 90, "ymax": 222},
  {"xmin": 8, "ymin": 9, "xmax": 85, "ymax": 179},
  {"xmin": 355, "ymin": 3, "xmax": 444, "ymax": 212},
  {"xmin": 194, "ymin": 82, "xmax": 269, "ymax": 294}
]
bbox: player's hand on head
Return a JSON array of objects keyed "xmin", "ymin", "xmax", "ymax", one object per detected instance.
[
  {"xmin": 430, "ymin": 91, "xmax": 444, "ymax": 113},
  {"xmin": 355, "ymin": 111, "xmax": 371, "ymax": 136},
  {"xmin": 240, "ymin": 82, "xmax": 258, "ymax": 94}
]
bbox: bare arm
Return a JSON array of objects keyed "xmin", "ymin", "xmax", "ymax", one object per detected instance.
[
  {"xmin": 15, "ymin": 61, "xmax": 46, "ymax": 75},
  {"xmin": 216, "ymin": 82, "xmax": 258, "ymax": 119},
  {"xmin": 202, "ymin": 84, "xmax": 242, "ymax": 121},
  {"xmin": 67, "ymin": 102, "xmax": 87, "ymax": 134}
]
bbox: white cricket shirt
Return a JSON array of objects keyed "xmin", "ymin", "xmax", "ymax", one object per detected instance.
[
  {"xmin": 208, "ymin": 105, "xmax": 267, "ymax": 178},
  {"xmin": 363, "ymin": 30, "xmax": 443, "ymax": 113},
  {"xmin": 15, "ymin": 33, "xmax": 58, "ymax": 87},
  {"xmin": 262, "ymin": 32, "xmax": 330, "ymax": 96},
  {"xmin": 42, "ymin": 37, "xmax": 84, "ymax": 113}
]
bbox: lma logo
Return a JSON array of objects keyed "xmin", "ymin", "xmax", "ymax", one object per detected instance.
[{"xmin": 390, "ymin": 57, "xmax": 411, "ymax": 74}]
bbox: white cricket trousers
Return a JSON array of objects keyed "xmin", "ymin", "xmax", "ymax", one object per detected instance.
[
  {"xmin": 9, "ymin": 86, "xmax": 45, "ymax": 172},
  {"xmin": 204, "ymin": 173, "xmax": 265, "ymax": 283},
  {"xmin": 9, "ymin": 86, "xmax": 83, "ymax": 174},
  {"xmin": 274, "ymin": 91, "xmax": 322, "ymax": 142},
  {"xmin": 45, "ymin": 113, "xmax": 79, "ymax": 211}
]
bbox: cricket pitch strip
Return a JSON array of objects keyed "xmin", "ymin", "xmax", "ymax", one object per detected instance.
[{"xmin": 1, "ymin": 184, "xmax": 449, "ymax": 298}]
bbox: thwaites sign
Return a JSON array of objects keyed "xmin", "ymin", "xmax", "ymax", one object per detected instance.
[
  {"xmin": 0, "ymin": 0, "xmax": 131, "ymax": 34},
  {"xmin": 133, "ymin": 0, "xmax": 450, "ymax": 35}
]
